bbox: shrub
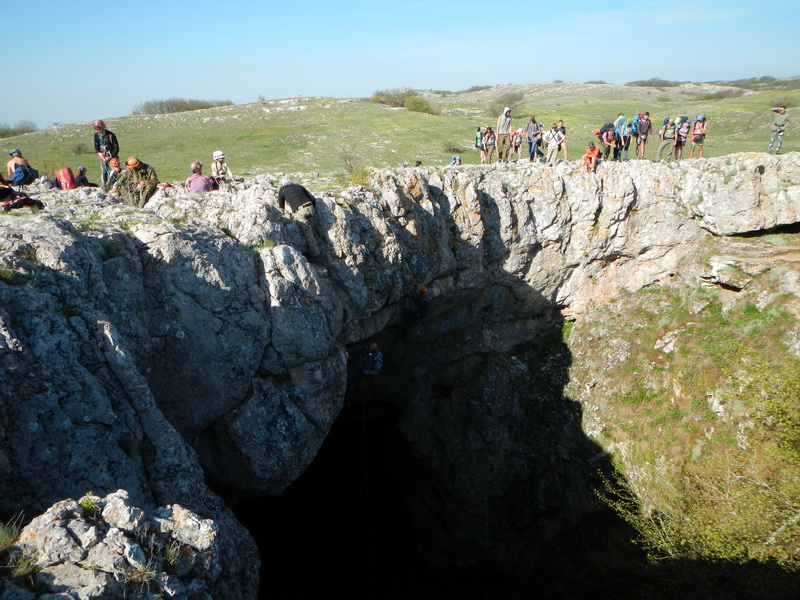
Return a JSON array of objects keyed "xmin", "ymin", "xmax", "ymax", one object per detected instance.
[
  {"xmin": 625, "ymin": 78, "xmax": 681, "ymax": 88},
  {"xmin": 0, "ymin": 120, "xmax": 39, "ymax": 139},
  {"xmin": 131, "ymin": 97, "xmax": 233, "ymax": 115},
  {"xmin": 442, "ymin": 141, "xmax": 465, "ymax": 154},
  {"xmin": 585, "ymin": 80, "xmax": 608, "ymax": 85},
  {"xmin": 370, "ymin": 87, "xmax": 415, "ymax": 108},
  {"xmin": 71, "ymin": 142, "xmax": 88, "ymax": 155},
  {"xmin": 404, "ymin": 96, "xmax": 435, "ymax": 115},
  {"xmin": 459, "ymin": 85, "xmax": 492, "ymax": 93},
  {"xmin": 0, "ymin": 514, "xmax": 22, "ymax": 552}
]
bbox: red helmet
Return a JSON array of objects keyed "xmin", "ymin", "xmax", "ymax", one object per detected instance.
[{"xmin": 93, "ymin": 120, "xmax": 106, "ymax": 129}]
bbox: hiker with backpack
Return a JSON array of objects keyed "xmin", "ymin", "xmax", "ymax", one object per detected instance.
[
  {"xmin": 111, "ymin": 156, "xmax": 159, "ymax": 207},
  {"xmin": 598, "ymin": 124, "xmax": 616, "ymax": 161},
  {"xmin": 612, "ymin": 113, "xmax": 626, "ymax": 160},
  {"xmin": 103, "ymin": 158, "xmax": 123, "ymax": 192},
  {"xmin": 689, "ymin": 115, "xmax": 707, "ymax": 159},
  {"xmin": 768, "ymin": 106, "xmax": 788, "ymax": 154},
  {"xmin": 6, "ymin": 150, "xmax": 39, "ymax": 186},
  {"xmin": 93, "ymin": 120, "xmax": 119, "ymax": 188},
  {"xmin": 635, "ymin": 112, "xmax": 653, "ymax": 159},
  {"xmin": 657, "ymin": 118, "xmax": 677, "ymax": 162},
  {"xmin": 278, "ymin": 180, "xmax": 321, "ymax": 259},
  {"xmin": 674, "ymin": 116, "xmax": 690, "ymax": 160}
]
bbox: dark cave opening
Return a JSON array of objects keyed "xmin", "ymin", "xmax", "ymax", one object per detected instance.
[{"xmin": 232, "ymin": 402, "xmax": 457, "ymax": 600}]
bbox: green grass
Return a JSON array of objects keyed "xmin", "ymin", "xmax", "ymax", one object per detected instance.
[{"xmin": 3, "ymin": 81, "xmax": 798, "ymax": 184}]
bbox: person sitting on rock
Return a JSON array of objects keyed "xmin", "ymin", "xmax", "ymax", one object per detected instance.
[
  {"xmin": 111, "ymin": 156, "xmax": 159, "ymax": 207},
  {"xmin": 184, "ymin": 161, "xmax": 213, "ymax": 194},
  {"xmin": 210, "ymin": 151, "xmax": 235, "ymax": 187},
  {"xmin": 74, "ymin": 166, "xmax": 97, "ymax": 187},
  {"xmin": 104, "ymin": 158, "xmax": 123, "ymax": 192},
  {"xmin": 583, "ymin": 142, "xmax": 601, "ymax": 173}
]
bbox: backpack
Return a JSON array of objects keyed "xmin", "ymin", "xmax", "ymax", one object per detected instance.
[
  {"xmin": 2, "ymin": 195, "xmax": 45, "ymax": 212},
  {"xmin": 11, "ymin": 163, "xmax": 39, "ymax": 186},
  {"xmin": 631, "ymin": 115, "xmax": 640, "ymax": 137},
  {"xmin": 597, "ymin": 122, "xmax": 614, "ymax": 140}
]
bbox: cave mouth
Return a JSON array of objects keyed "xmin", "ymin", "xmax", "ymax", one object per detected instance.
[{"xmin": 231, "ymin": 402, "xmax": 468, "ymax": 599}]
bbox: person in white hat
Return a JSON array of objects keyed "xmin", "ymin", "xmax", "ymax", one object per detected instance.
[{"xmin": 210, "ymin": 150, "xmax": 234, "ymax": 186}]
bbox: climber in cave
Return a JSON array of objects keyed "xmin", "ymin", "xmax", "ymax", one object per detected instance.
[{"xmin": 345, "ymin": 342, "xmax": 383, "ymax": 403}]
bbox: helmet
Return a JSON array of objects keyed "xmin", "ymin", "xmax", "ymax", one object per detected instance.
[
  {"xmin": 212, "ymin": 151, "xmax": 225, "ymax": 160},
  {"xmin": 697, "ymin": 114, "xmax": 706, "ymax": 121},
  {"xmin": 125, "ymin": 156, "xmax": 141, "ymax": 169},
  {"xmin": 78, "ymin": 166, "xmax": 86, "ymax": 172},
  {"xmin": 93, "ymin": 120, "xmax": 105, "ymax": 129},
  {"xmin": 109, "ymin": 158, "xmax": 120, "ymax": 167},
  {"xmin": 420, "ymin": 286, "xmax": 428, "ymax": 294},
  {"xmin": 9, "ymin": 149, "xmax": 21, "ymax": 157},
  {"xmin": 190, "ymin": 161, "xmax": 202, "ymax": 172}
]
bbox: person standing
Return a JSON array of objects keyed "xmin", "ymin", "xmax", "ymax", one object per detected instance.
[
  {"xmin": 481, "ymin": 127, "xmax": 496, "ymax": 164},
  {"xmin": 112, "ymin": 157, "xmax": 159, "ymax": 207},
  {"xmin": 476, "ymin": 127, "xmax": 486, "ymax": 163},
  {"xmin": 674, "ymin": 117, "xmax": 690, "ymax": 160},
  {"xmin": 523, "ymin": 116, "xmax": 543, "ymax": 162},
  {"xmin": 657, "ymin": 118, "xmax": 676, "ymax": 162},
  {"xmin": 93, "ymin": 120, "xmax": 119, "ymax": 188},
  {"xmin": 496, "ymin": 107, "xmax": 512, "ymax": 162},
  {"xmin": 278, "ymin": 180, "xmax": 321, "ymax": 259},
  {"xmin": 613, "ymin": 113, "xmax": 626, "ymax": 160},
  {"xmin": 689, "ymin": 115, "xmax": 707, "ymax": 158},
  {"xmin": 768, "ymin": 106, "xmax": 788, "ymax": 154},
  {"xmin": 636, "ymin": 112, "xmax": 653, "ymax": 159},
  {"xmin": 543, "ymin": 123, "xmax": 564, "ymax": 166},
  {"xmin": 556, "ymin": 119, "xmax": 568, "ymax": 160}
]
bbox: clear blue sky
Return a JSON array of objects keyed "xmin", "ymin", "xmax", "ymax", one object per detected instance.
[{"xmin": 3, "ymin": 0, "xmax": 798, "ymax": 129}]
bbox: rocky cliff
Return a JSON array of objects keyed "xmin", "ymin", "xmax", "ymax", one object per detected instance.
[{"xmin": 1, "ymin": 153, "xmax": 798, "ymax": 597}]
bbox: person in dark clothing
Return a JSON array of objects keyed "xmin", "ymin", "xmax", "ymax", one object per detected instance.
[
  {"xmin": 278, "ymin": 181, "xmax": 321, "ymax": 258},
  {"xmin": 345, "ymin": 342, "xmax": 383, "ymax": 403},
  {"xmin": 412, "ymin": 286, "xmax": 431, "ymax": 319},
  {"xmin": 93, "ymin": 120, "xmax": 119, "ymax": 188},
  {"xmin": 74, "ymin": 166, "xmax": 97, "ymax": 187}
]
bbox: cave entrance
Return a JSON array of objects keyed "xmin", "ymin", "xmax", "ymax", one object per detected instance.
[{"xmin": 233, "ymin": 402, "xmax": 448, "ymax": 599}]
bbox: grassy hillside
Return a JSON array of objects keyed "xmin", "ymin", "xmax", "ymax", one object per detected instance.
[{"xmin": 2, "ymin": 81, "xmax": 798, "ymax": 184}]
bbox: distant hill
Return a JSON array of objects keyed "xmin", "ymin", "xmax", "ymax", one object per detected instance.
[{"xmin": 2, "ymin": 80, "xmax": 798, "ymax": 184}]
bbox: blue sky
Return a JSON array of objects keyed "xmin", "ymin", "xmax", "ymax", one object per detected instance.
[{"xmin": 3, "ymin": 0, "xmax": 798, "ymax": 129}]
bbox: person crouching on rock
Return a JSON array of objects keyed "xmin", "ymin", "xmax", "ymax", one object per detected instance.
[
  {"xmin": 112, "ymin": 157, "xmax": 159, "ymax": 207},
  {"xmin": 278, "ymin": 180, "xmax": 321, "ymax": 259},
  {"xmin": 184, "ymin": 161, "xmax": 213, "ymax": 194}
]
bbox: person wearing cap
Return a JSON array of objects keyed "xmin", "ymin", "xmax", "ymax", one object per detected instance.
[
  {"xmin": 112, "ymin": 157, "xmax": 158, "ymax": 207},
  {"xmin": 184, "ymin": 162, "xmax": 213, "ymax": 194},
  {"xmin": 657, "ymin": 118, "xmax": 677, "ymax": 163},
  {"xmin": 523, "ymin": 116, "xmax": 543, "ymax": 162},
  {"xmin": 210, "ymin": 150, "xmax": 234, "ymax": 186},
  {"xmin": 278, "ymin": 180, "xmax": 321, "ymax": 258},
  {"xmin": 93, "ymin": 120, "xmax": 119, "ymax": 187},
  {"xmin": 74, "ymin": 166, "xmax": 97, "ymax": 187},
  {"xmin": 689, "ymin": 115, "xmax": 707, "ymax": 159},
  {"xmin": 103, "ymin": 157, "xmax": 123, "ymax": 192},
  {"xmin": 6, "ymin": 149, "xmax": 30, "ymax": 180},
  {"xmin": 496, "ymin": 107, "xmax": 513, "ymax": 162},
  {"xmin": 635, "ymin": 112, "xmax": 653, "ymax": 159},
  {"xmin": 583, "ymin": 142, "xmax": 601, "ymax": 172}
]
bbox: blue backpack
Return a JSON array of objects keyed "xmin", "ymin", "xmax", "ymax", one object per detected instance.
[{"xmin": 11, "ymin": 163, "xmax": 39, "ymax": 186}]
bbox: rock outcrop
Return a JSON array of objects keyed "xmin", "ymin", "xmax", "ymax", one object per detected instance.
[
  {"xmin": 2, "ymin": 490, "xmax": 223, "ymax": 600},
  {"xmin": 1, "ymin": 153, "xmax": 798, "ymax": 595}
]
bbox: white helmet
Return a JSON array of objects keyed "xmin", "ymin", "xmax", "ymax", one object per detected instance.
[{"xmin": 212, "ymin": 150, "xmax": 225, "ymax": 160}]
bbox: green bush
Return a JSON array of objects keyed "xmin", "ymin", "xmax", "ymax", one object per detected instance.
[
  {"xmin": 131, "ymin": 98, "xmax": 233, "ymax": 115},
  {"xmin": 370, "ymin": 87, "xmax": 415, "ymax": 108},
  {"xmin": 625, "ymin": 78, "xmax": 681, "ymax": 88},
  {"xmin": 404, "ymin": 96, "xmax": 435, "ymax": 115}
]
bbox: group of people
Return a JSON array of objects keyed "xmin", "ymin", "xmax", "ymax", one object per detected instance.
[
  {"xmin": 476, "ymin": 108, "xmax": 568, "ymax": 166},
  {"xmin": 92, "ymin": 120, "xmax": 237, "ymax": 206}
]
